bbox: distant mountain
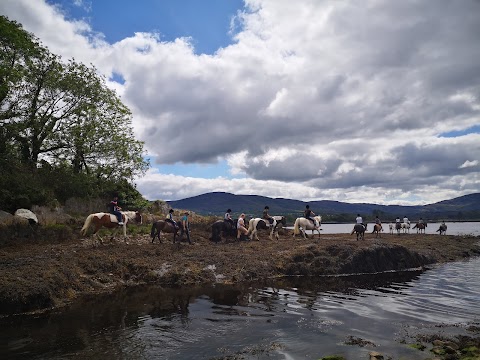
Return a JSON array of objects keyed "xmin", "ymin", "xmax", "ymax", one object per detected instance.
[{"xmin": 167, "ymin": 192, "xmax": 480, "ymax": 222}]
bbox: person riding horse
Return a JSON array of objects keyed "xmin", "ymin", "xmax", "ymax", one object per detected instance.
[
  {"xmin": 263, "ymin": 206, "xmax": 274, "ymax": 225},
  {"xmin": 166, "ymin": 209, "xmax": 178, "ymax": 230},
  {"xmin": 304, "ymin": 205, "xmax": 319, "ymax": 228},
  {"xmin": 109, "ymin": 196, "xmax": 123, "ymax": 225},
  {"xmin": 351, "ymin": 214, "xmax": 366, "ymax": 235},
  {"xmin": 224, "ymin": 209, "xmax": 234, "ymax": 228}
]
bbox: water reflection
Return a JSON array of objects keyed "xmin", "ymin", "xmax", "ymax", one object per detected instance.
[{"xmin": 1, "ymin": 258, "xmax": 479, "ymax": 360}]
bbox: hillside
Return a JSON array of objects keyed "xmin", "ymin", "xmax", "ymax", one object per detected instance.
[{"xmin": 167, "ymin": 192, "xmax": 480, "ymax": 222}]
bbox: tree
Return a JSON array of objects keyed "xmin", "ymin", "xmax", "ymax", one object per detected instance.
[{"xmin": 0, "ymin": 16, "xmax": 149, "ymax": 209}]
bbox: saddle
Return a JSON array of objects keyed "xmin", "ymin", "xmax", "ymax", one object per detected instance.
[{"xmin": 109, "ymin": 214, "xmax": 124, "ymax": 225}]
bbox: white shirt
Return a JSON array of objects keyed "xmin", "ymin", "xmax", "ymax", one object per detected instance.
[
  {"xmin": 356, "ymin": 216, "xmax": 363, "ymax": 224},
  {"xmin": 403, "ymin": 217, "xmax": 409, "ymax": 223},
  {"xmin": 237, "ymin": 217, "xmax": 245, "ymax": 228}
]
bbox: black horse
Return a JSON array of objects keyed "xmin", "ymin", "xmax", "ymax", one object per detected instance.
[
  {"xmin": 210, "ymin": 220, "xmax": 237, "ymax": 243},
  {"xmin": 352, "ymin": 223, "xmax": 367, "ymax": 240}
]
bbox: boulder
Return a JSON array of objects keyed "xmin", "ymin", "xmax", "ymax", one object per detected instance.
[
  {"xmin": 14, "ymin": 209, "xmax": 39, "ymax": 224},
  {"xmin": 0, "ymin": 210, "xmax": 14, "ymax": 225}
]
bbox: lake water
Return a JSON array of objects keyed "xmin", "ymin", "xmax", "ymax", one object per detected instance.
[
  {"xmin": 1, "ymin": 252, "xmax": 480, "ymax": 359},
  {"xmin": 307, "ymin": 221, "xmax": 480, "ymax": 236}
]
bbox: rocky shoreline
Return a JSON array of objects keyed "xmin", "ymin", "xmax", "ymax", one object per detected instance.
[{"xmin": 1, "ymin": 226, "xmax": 479, "ymax": 316}]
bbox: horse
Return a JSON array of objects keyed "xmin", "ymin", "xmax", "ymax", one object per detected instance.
[
  {"xmin": 247, "ymin": 216, "xmax": 287, "ymax": 241},
  {"xmin": 388, "ymin": 223, "xmax": 394, "ymax": 235},
  {"xmin": 151, "ymin": 220, "xmax": 188, "ymax": 243},
  {"xmin": 371, "ymin": 223, "xmax": 383, "ymax": 238},
  {"xmin": 210, "ymin": 220, "xmax": 237, "ymax": 243},
  {"xmin": 292, "ymin": 216, "xmax": 322, "ymax": 239},
  {"xmin": 401, "ymin": 221, "xmax": 411, "ymax": 234},
  {"xmin": 352, "ymin": 223, "xmax": 367, "ymax": 240},
  {"xmin": 80, "ymin": 211, "xmax": 142, "ymax": 244},
  {"xmin": 436, "ymin": 223, "xmax": 447, "ymax": 235},
  {"xmin": 395, "ymin": 221, "xmax": 402, "ymax": 235},
  {"xmin": 413, "ymin": 222, "xmax": 427, "ymax": 234}
]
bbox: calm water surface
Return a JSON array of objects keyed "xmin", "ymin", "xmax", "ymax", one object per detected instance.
[
  {"xmin": 314, "ymin": 221, "xmax": 480, "ymax": 236},
  {"xmin": 1, "ymin": 254, "xmax": 480, "ymax": 359}
]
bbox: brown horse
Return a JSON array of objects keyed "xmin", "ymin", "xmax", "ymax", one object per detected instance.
[
  {"xmin": 80, "ymin": 211, "xmax": 142, "ymax": 244},
  {"xmin": 371, "ymin": 223, "xmax": 383, "ymax": 238},
  {"xmin": 413, "ymin": 222, "xmax": 427, "ymax": 234},
  {"xmin": 151, "ymin": 220, "xmax": 188, "ymax": 243}
]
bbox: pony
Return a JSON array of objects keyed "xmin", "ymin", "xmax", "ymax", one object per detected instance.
[
  {"xmin": 401, "ymin": 221, "xmax": 411, "ymax": 234},
  {"xmin": 210, "ymin": 220, "xmax": 237, "ymax": 243},
  {"xmin": 352, "ymin": 223, "xmax": 367, "ymax": 241},
  {"xmin": 151, "ymin": 220, "xmax": 188, "ymax": 243},
  {"xmin": 388, "ymin": 223, "xmax": 394, "ymax": 235},
  {"xmin": 292, "ymin": 216, "xmax": 322, "ymax": 239},
  {"xmin": 247, "ymin": 216, "xmax": 287, "ymax": 241},
  {"xmin": 80, "ymin": 211, "xmax": 142, "ymax": 244},
  {"xmin": 436, "ymin": 223, "xmax": 447, "ymax": 235},
  {"xmin": 395, "ymin": 221, "xmax": 402, "ymax": 235},
  {"xmin": 413, "ymin": 222, "xmax": 427, "ymax": 234},
  {"xmin": 371, "ymin": 223, "xmax": 383, "ymax": 238}
]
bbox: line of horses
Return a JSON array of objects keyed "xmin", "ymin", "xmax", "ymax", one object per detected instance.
[{"xmin": 79, "ymin": 211, "xmax": 448, "ymax": 246}]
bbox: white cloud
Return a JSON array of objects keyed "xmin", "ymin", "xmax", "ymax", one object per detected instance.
[
  {"xmin": 1, "ymin": 0, "xmax": 480, "ymax": 204},
  {"xmin": 459, "ymin": 160, "xmax": 479, "ymax": 169}
]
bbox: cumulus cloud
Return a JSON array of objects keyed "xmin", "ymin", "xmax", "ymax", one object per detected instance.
[{"xmin": 1, "ymin": 0, "xmax": 479, "ymax": 204}]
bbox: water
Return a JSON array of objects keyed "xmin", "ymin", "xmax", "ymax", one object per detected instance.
[
  {"xmin": 1, "ymin": 256, "xmax": 480, "ymax": 359},
  {"xmin": 309, "ymin": 221, "xmax": 480, "ymax": 236}
]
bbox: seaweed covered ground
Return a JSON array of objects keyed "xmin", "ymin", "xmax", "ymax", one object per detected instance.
[{"xmin": 1, "ymin": 222, "xmax": 479, "ymax": 316}]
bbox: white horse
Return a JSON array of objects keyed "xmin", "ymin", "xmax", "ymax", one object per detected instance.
[
  {"xmin": 388, "ymin": 223, "xmax": 394, "ymax": 235},
  {"xmin": 292, "ymin": 216, "xmax": 322, "ymax": 239},
  {"xmin": 247, "ymin": 216, "xmax": 287, "ymax": 240},
  {"xmin": 401, "ymin": 221, "xmax": 411, "ymax": 234},
  {"xmin": 80, "ymin": 211, "xmax": 142, "ymax": 244}
]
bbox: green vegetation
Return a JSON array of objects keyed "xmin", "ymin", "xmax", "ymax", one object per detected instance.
[{"xmin": 0, "ymin": 16, "xmax": 149, "ymax": 212}]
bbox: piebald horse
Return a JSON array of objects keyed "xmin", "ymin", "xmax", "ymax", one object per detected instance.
[
  {"xmin": 80, "ymin": 211, "xmax": 142, "ymax": 244},
  {"xmin": 247, "ymin": 216, "xmax": 287, "ymax": 241},
  {"xmin": 292, "ymin": 216, "xmax": 322, "ymax": 239},
  {"xmin": 401, "ymin": 221, "xmax": 411, "ymax": 234}
]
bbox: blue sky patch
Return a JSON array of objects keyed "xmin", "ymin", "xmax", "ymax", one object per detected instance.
[
  {"xmin": 49, "ymin": 0, "xmax": 244, "ymax": 54},
  {"xmin": 439, "ymin": 124, "xmax": 480, "ymax": 138}
]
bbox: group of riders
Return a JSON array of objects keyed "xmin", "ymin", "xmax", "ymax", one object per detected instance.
[
  {"xmin": 222, "ymin": 205, "xmax": 320, "ymax": 240},
  {"xmin": 350, "ymin": 214, "xmax": 446, "ymax": 234},
  {"xmin": 109, "ymin": 195, "xmax": 445, "ymax": 240}
]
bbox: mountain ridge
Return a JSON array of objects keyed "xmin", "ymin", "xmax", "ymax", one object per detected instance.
[{"xmin": 167, "ymin": 192, "xmax": 480, "ymax": 222}]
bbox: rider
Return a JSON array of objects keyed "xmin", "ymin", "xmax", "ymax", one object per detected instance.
[
  {"xmin": 237, "ymin": 213, "xmax": 249, "ymax": 240},
  {"xmin": 356, "ymin": 214, "xmax": 364, "ymax": 226},
  {"xmin": 109, "ymin": 196, "xmax": 123, "ymax": 225},
  {"xmin": 224, "ymin": 209, "xmax": 234, "ymax": 228},
  {"xmin": 374, "ymin": 216, "xmax": 383, "ymax": 231},
  {"xmin": 304, "ymin": 205, "xmax": 318, "ymax": 227},
  {"xmin": 418, "ymin": 217, "xmax": 424, "ymax": 224},
  {"xmin": 179, "ymin": 212, "xmax": 191, "ymax": 243},
  {"xmin": 263, "ymin": 206, "xmax": 274, "ymax": 225},
  {"xmin": 403, "ymin": 215, "xmax": 410, "ymax": 224},
  {"xmin": 166, "ymin": 209, "xmax": 178, "ymax": 229}
]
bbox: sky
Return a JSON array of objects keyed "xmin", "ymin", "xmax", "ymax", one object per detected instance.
[{"xmin": 1, "ymin": 0, "xmax": 479, "ymax": 206}]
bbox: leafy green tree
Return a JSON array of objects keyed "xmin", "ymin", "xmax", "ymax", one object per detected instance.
[{"xmin": 0, "ymin": 16, "xmax": 149, "ymax": 211}]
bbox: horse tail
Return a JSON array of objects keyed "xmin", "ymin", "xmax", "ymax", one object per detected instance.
[
  {"xmin": 150, "ymin": 222, "xmax": 157, "ymax": 239},
  {"xmin": 80, "ymin": 214, "xmax": 94, "ymax": 236},
  {"xmin": 247, "ymin": 218, "xmax": 255, "ymax": 235},
  {"xmin": 293, "ymin": 218, "xmax": 300, "ymax": 235}
]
